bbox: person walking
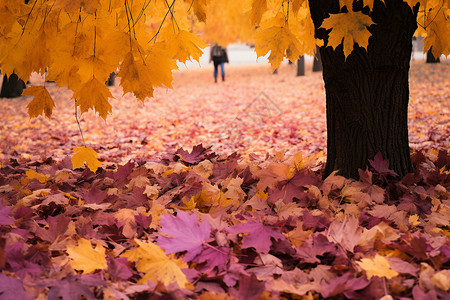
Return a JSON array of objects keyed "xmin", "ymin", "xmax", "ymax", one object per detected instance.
[{"xmin": 209, "ymin": 44, "xmax": 229, "ymax": 83}]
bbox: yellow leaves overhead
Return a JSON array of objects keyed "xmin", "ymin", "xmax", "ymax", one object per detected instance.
[
  {"xmin": 250, "ymin": 0, "xmax": 268, "ymax": 25},
  {"xmin": 72, "ymin": 146, "xmax": 102, "ymax": 172},
  {"xmin": 73, "ymin": 77, "xmax": 113, "ymax": 120},
  {"xmin": 321, "ymin": 11, "xmax": 374, "ymax": 59},
  {"xmin": 162, "ymin": 30, "xmax": 208, "ymax": 63},
  {"xmin": 357, "ymin": 254, "xmax": 399, "ymax": 279},
  {"xmin": 417, "ymin": 0, "xmax": 450, "ymax": 58},
  {"xmin": 189, "ymin": 0, "xmax": 209, "ymax": 22},
  {"xmin": 66, "ymin": 238, "xmax": 107, "ymax": 274},
  {"xmin": 23, "ymin": 86, "xmax": 55, "ymax": 119},
  {"xmin": 122, "ymin": 239, "xmax": 189, "ymax": 287},
  {"xmin": 254, "ymin": 25, "xmax": 302, "ymax": 70},
  {"xmin": 117, "ymin": 51, "xmax": 156, "ymax": 101}
]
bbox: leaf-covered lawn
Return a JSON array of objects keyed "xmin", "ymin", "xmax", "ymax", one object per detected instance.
[{"xmin": 0, "ymin": 61, "xmax": 449, "ymax": 299}]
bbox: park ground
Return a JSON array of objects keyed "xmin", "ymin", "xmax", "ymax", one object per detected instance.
[
  {"xmin": 0, "ymin": 59, "xmax": 449, "ymax": 299},
  {"xmin": 0, "ymin": 60, "xmax": 448, "ymax": 164}
]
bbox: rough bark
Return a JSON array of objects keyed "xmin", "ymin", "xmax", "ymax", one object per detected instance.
[
  {"xmin": 309, "ymin": 0, "xmax": 418, "ymax": 179},
  {"xmin": 297, "ymin": 56, "xmax": 305, "ymax": 76}
]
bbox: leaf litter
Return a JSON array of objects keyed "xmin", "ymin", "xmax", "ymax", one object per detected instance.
[{"xmin": 0, "ymin": 61, "xmax": 449, "ymax": 299}]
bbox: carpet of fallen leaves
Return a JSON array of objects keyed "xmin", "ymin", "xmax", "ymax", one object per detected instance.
[{"xmin": 0, "ymin": 61, "xmax": 449, "ymax": 299}]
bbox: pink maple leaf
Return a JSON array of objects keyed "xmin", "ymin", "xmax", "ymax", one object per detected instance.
[
  {"xmin": 369, "ymin": 153, "xmax": 398, "ymax": 177},
  {"xmin": 226, "ymin": 218, "xmax": 285, "ymax": 253},
  {"xmin": 157, "ymin": 210, "xmax": 211, "ymax": 261}
]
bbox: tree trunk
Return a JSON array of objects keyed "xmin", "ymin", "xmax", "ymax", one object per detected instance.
[
  {"xmin": 309, "ymin": 0, "xmax": 418, "ymax": 179},
  {"xmin": 297, "ymin": 56, "xmax": 305, "ymax": 76},
  {"xmin": 0, "ymin": 73, "xmax": 26, "ymax": 98},
  {"xmin": 312, "ymin": 45, "xmax": 323, "ymax": 72},
  {"xmin": 426, "ymin": 48, "xmax": 440, "ymax": 63}
]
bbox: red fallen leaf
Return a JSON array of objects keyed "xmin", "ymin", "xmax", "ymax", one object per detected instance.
[
  {"xmin": 295, "ymin": 233, "xmax": 337, "ymax": 264},
  {"xmin": 224, "ymin": 263, "xmax": 249, "ymax": 287},
  {"xmin": 5, "ymin": 241, "xmax": 42, "ymax": 279},
  {"xmin": 44, "ymin": 274, "xmax": 106, "ymax": 300},
  {"xmin": 83, "ymin": 187, "xmax": 108, "ymax": 204},
  {"xmin": 326, "ymin": 215, "xmax": 362, "ymax": 253},
  {"xmin": 386, "ymin": 257, "xmax": 419, "ymax": 276},
  {"xmin": 107, "ymin": 257, "xmax": 133, "ymax": 281},
  {"xmin": 268, "ymin": 171, "xmax": 321, "ymax": 204},
  {"xmin": 157, "ymin": 210, "xmax": 211, "ymax": 261},
  {"xmin": 0, "ymin": 273, "xmax": 32, "ymax": 300},
  {"xmin": 192, "ymin": 246, "xmax": 231, "ymax": 273},
  {"xmin": 0, "ymin": 206, "xmax": 14, "ymax": 226},
  {"xmin": 393, "ymin": 233, "xmax": 429, "ymax": 261},
  {"xmin": 135, "ymin": 213, "xmax": 152, "ymax": 229},
  {"xmin": 229, "ymin": 273, "xmax": 265, "ymax": 300},
  {"xmin": 302, "ymin": 209, "xmax": 330, "ymax": 230},
  {"xmin": 226, "ymin": 217, "xmax": 286, "ymax": 253},
  {"xmin": 112, "ymin": 161, "xmax": 135, "ymax": 187},
  {"xmin": 175, "ymin": 144, "xmax": 215, "ymax": 165},
  {"xmin": 211, "ymin": 152, "xmax": 240, "ymax": 182},
  {"xmin": 35, "ymin": 214, "xmax": 71, "ymax": 243},
  {"xmin": 369, "ymin": 152, "xmax": 398, "ymax": 177}
]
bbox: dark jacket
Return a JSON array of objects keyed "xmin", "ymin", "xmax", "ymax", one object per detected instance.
[{"xmin": 210, "ymin": 45, "xmax": 229, "ymax": 64}]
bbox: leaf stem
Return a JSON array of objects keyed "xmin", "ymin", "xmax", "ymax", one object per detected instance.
[
  {"xmin": 148, "ymin": 0, "xmax": 176, "ymax": 44},
  {"xmin": 74, "ymin": 99, "xmax": 86, "ymax": 147}
]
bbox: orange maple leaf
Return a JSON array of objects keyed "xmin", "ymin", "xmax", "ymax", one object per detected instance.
[
  {"xmin": 72, "ymin": 146, "xmax": 102, "ymax": 172},
  {"xmin": 73, "ymin": 77, "xmax": 112, "ymax": 120},
  {"xmin": 66, "ymin": 238, "xmax": 107, "ymax": 274},
  {"xmin": 320, "ymin": 11, "xmax": 374, "ymax": 59},
  {"xmin": 357, "ymin": 254, "xmax": 399, "ymax": 279},
  {"xmin": 23, "ymin": 86, "xmax": 55, "ymax": 119},
  {"xmin": 122, "ymin": 239, "xmax": 189, "ymax": 287}
]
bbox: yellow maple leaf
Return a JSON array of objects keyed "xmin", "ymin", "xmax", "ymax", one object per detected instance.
[
  {"xmin": 72, "ymin": 146, "xmax": 102, "ymax": 172},
  {"xmin": 122, "ymin": 239, "xmax": 189, "ymax": 287},
  {"xmin": 66, "ymin": 238, "xmax": 107, "ymax": 274},
  {"xmin": 190, "ymin": 0, "xmax": 208, "ymax": 22},
  {"xmin": 409, "ymin": 214, "xmax": 420, "ymax": 226},
  {"xmin": 250, "ymin": 0, "xmax": 267, "ymax": 25},
  {"xmin": 164, "ymin": 30, "xmax": 207, "ymax": 63},
  {"xmin": 118, "ymin": 51, "xmax": 155, "ymax": 101},
  {"xmin": 421, "ymin": 8, "xmax": 450, "ymax": 58},
  {"xmin": 73, "ymin": 77, "xmax": 112, "ymax": 120},
  {"xmin": 26, "ymin": 169, "xmax": 49, "ymax": 183},
  {"xmin": 23, "ymin": 86, "xmax": 55, "ymax": 119},
  {"xmin": 357, "ymin": 254, "xmax": 399, "ymax": 279},
  {"xmin": 320, "ymin": 11, "xmax": 374, "ymax": 59},
  {"xmin": 254, "ymin": 24, "xmax": 302, "ymax": 70}
]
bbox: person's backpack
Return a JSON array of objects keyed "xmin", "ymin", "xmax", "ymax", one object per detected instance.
[{"xmin": 211, "ymin": 45, "xmax": 222, "ymax": 58}]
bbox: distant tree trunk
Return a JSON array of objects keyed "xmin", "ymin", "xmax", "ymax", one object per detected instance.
[
  {"xmin": 426, "ymin": 48, "xmax": 440, "ymax": 63},
  {"xmin": 309, "ymin": 0, "xmax": 418, "ymax": 179},
  {"xmin": 312, "ymin": 45, "xmax": 323, "ymax": 72},
  {"xmin": 0, "ymin": 73, "xmax": 26, "ymax": 98},
  {"xmin": 297, "ymin": 56, "xmax": 305, "ymax": 76}
]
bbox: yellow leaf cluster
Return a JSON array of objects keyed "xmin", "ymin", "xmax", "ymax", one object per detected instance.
[
  {"xmin": 66, "ymin": 238, "xmax": 107, "ymax": 274},
  {"xmin": 416, "ymin": 0, "xmax": 450, "ymax": 58},
  {"xmin": 252, "ymin": 2, "xmax": 320, "ymax": 70},
  {"xmin": 122, "ymin": 239, "xmax": 189, "ymax": 287},
  {"xmin": 320, "ymin": 11, "xmax": 374, "ymax": 59},
  {"xmin": 72, "ymin": 146, "xmax": 102, "ymax": 172}
]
